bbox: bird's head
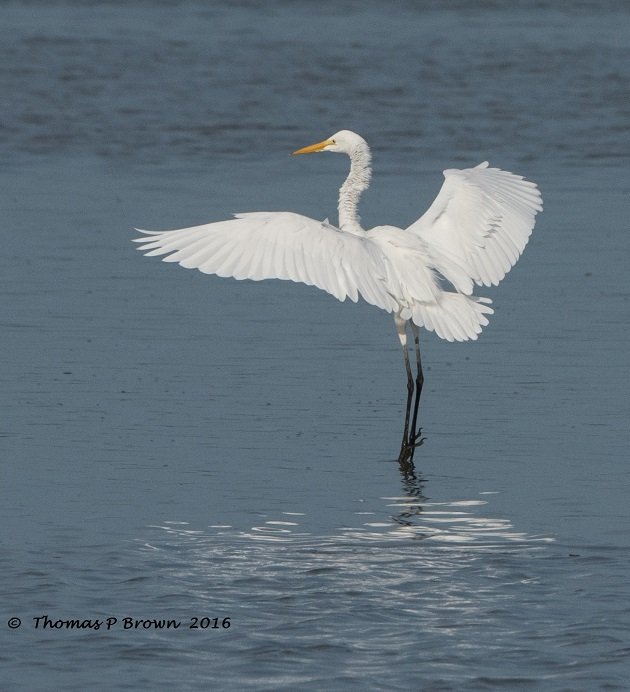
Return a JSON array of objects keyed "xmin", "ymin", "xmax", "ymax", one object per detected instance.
[{"xmin": 292, "ymin": 130, "xmax": 368, "ymax": 156}]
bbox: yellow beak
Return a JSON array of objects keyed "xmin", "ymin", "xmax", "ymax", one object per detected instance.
[{"xmin": 292, "ymin": 138, "xmax": 334, "ymax": 155}]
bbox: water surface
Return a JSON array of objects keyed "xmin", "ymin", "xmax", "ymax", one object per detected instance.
[{"xmin": 1, "ymin": 1, "xmax": 629, "ymax": 689}]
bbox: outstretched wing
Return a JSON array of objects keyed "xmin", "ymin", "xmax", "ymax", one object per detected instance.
[
  {"xmin": 406, "ymin": 162, "xmax": 542, "ymax": 287},
  {"xmin": 133, "ymin": 211, "xmax": 395, "ymax": 312}
]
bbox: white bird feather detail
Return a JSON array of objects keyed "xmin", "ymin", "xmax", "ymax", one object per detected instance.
[{"xmin": 407, "ymin": 162, "xmax": 543, "ymax": 287}]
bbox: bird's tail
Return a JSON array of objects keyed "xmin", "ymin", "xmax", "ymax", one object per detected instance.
[{"xmin": 411, "ymin": 294, "xmax": 493, "ymax": 342}]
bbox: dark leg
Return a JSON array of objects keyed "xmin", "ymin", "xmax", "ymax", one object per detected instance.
[
  {"xmin": 409, "ymin": 322, "xmax": 425, "ymax": 447},
  {"xmin": 395, "ymin": 316, "xmax": 415, "ymax": 462}
]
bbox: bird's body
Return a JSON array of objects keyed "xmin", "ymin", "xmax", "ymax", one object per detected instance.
[{"xmin": 134, "ymin": 130, "xmax": 542, "ymax": 461}]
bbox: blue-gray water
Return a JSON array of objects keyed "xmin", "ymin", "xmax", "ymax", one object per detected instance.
[{"xmin": 1, "ymin": 1, "xmax": 629, "ymax": 690}]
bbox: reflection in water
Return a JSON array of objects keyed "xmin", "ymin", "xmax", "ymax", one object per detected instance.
[
  {"xmin": 146, "ymin": 462, "xmax": 551, "ymax": 550},
  {"xmin": 392, "ymin": 456, "xmax": 427, "ymax": 529},
  {"xmin": 133, "ymin": 467, "xmax": 555, "ymax": 689}
]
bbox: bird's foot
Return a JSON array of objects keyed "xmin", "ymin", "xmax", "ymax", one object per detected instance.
[{"xmin": 409, "ymin": 427, "xmax": 426, "ymax": 448}]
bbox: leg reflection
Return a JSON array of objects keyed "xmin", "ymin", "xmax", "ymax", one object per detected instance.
[{"xmin": 391, "ymin": 455, "xmax": 427, "ymax": 529}]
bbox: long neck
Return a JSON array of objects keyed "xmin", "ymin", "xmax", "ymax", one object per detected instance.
[{"xmin": 338, "ymin": 143, "xmax": 371, "ymax": 233}]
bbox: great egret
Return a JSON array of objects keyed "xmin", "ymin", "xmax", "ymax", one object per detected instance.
[{"xmin": 134, "ymin": 130, "xmax": 542, "ymax": 461}]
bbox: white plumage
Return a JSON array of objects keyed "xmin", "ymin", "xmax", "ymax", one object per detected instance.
[
  {"xmin": 134, "ymin": 131, "xmax": 541, "ymax": 342},
  {"xmin": 133, "ymin": 130, "xmax": 542, "ymax": 456},
  {"xmin": 407, "ymin": 161, "xmax": 542, "ymax": 289}
]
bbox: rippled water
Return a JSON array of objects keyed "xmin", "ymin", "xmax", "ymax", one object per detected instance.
[{"xmin": 1, "ymin": 1, "xmax": 629, "ymax": 690}]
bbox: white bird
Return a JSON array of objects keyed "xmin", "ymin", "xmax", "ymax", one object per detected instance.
[{"xmin": 133, "ymin": 130, "xmax": 542, "ymax": 461}]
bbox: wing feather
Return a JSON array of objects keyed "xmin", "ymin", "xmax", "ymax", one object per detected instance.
[
  {"xmin": 134, "ymin": 212, "xmax": 396, "ymax": 312},
  {"xmin": 407, "ymin": 163, "xmax": 542, "ymax": 287}
]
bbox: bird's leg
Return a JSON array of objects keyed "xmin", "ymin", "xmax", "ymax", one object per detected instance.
[
  {"xmin": 409, "ymin": 322, "xmax": 425, "ymax": 447},
  {"xmin": 395, "ymin": 316, "xmax": 415, "ymax": 456}
]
